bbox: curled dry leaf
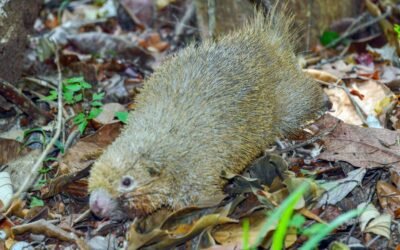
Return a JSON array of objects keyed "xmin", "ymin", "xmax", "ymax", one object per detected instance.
[
  {"xmin": 317, "ymin": 115, "xmax": 400, "ymax": 168},
  {"xmin": 326, "ymin": 79, "xmax": 393, "ymax": 126},
  {"xmin": 305, "ymin": 68, "xmax": 395, "ymax": 126},
  {"xmin": 376, "ymin": 181, "xmax": 400, "ymax": 218},
  {"xmin": 0, "ymin": 172, "xmax": 13, "ymax": 210},
  {"xmin": 358, "ymin": 202, "xmax": 380, "ymax": 231},
  {"xmin": 358, "ymin": 202, "xmax": 391, "ymax": 239}
]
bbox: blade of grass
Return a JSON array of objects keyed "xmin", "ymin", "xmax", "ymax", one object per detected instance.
[
  {"xmin": 299, "ymin": 208, "xmax": 362, "ymax": 250},
  {"xmin": 252, "ymin": 181, "xmax": 309, "ymax": 248},
  {"xmin": 271, "ymin": 189, "xmax": 302, "ymax": 250},
  {"xmin": 242, "ymin": 219, "xmax": 250, "ymax": 250}
]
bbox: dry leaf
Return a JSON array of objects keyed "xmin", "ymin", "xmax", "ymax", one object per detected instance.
[
  {"xmin": 376, "ymin": 181, "xmax": 400, "ymax": 218},
  {"xmin": 62, "ymin": 122, "xmax": 122, "ymax": 173},
  {"xmin": 212, "ymin": 210, "xmax": 270, "ymax": 248},
  {"xmin": 129, "ymin": 213, "xmax": 236, "ymax": 250},
  {"xmin": 358, "ymin": 202, "xmax": 391, "ymax": 239},
  {"xmin": 0, "ymin": 172, "xmax": 13, "ymax": 210},
  {"xmin": 41, "ymin": 123, "xmax": 122, "ymax": 198},
  {"xmin": 92, "ymin": 103, "xmax": 126, "ymax": 128},
  {"xmin": 317, "ymin": 115, "xmax": 400, "ymax": 168},
  {"xmin": 318, "ymin": 168, "xmax": 366, "ymax": 206},
  {"xmin": 0, "ymin": 138, "xmax": 30, "ymax": 165}
]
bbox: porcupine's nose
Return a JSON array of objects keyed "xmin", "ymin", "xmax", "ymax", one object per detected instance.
[{"xmin": 89, "ymin": 189, "xmax": 116, "ymax": 218}]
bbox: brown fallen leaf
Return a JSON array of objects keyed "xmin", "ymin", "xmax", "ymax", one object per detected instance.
[
  {"xmin": 129, "ymin": 213, "xmax": 236, "ymax": 250},
  {"xmin": 317, "ymin": 115, "xmax": 400, "ymax": 168},
  {"xmin": 41, "ymin": 123, "xmax": 122, "ymax": 198},
  {"xmin": 62, "ymin": 122, "xmax": 122, "ymax": 174},
  {"xmin": 390, "ymin": 169, "xmax": 400, "ymax": 188},
  {"xmin": 305, "ymin": 68, "xmax": 395, "ymax": 127},
  {"xmin": 376, "ymin": 180, "xmax": 400, "ymax": 218},
  {"xmin": 212, "ymin": 210, "xmax": 269, "ymax": 248},
  {"xmin": 12, "ymin": 219, "xmax": 88, "ymax": 249},
  {"xmin": 203, "ymin": 244, "xmax": 240, "ymax": 250},
  {"xmin": 0, "ymin": 138, "xmax": 30, "ymax": 165}
]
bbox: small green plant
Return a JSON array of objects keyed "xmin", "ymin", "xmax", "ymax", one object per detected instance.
[
  {"xmin": 30, "ymin": 196, "xmax": 45, "ymax": 208},
  {"xmin": 44, "ymin": 77, "xmax": 104, "ymax": 134},
  {"xmin": 320, "ymin": 30, "xmax": 340, "ymax": 47},
  {"xmin": 115, "ymin": 111, "xmax": 129, "ymax": 124},
  {"xmin": 394, "ymin": 24, "xmax": 400, "ymax": 39},
  {"xmin": 246, "ymin": 182, "xmax": 362, "ymax": 250}
]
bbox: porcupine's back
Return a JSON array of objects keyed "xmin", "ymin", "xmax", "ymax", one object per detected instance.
[{"xmin": 88, "ymin": 8, "xmax": 326, "ymax": 215}]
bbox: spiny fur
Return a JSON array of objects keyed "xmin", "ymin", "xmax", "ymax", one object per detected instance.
[{"xmin": 88, "ymin": 8, "xmax": 326, "ymax": 216}]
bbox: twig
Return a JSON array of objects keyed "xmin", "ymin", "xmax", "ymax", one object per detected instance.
[
  {"xmin": 24, "ymin": 77, "xmax": 57, "ymax": 90},
  {"xmin": 6, "ymin": 47, "xmax": 64, "ymax": 208},
  {"xmin": 73, "ymin": 209, "xmax": 91, "ymax": 226},
  {"xmin": 174, "ymin": 3, "xmax": 195, "ymax": 42},
  {"xmin": 325, "ymin": 10, "xmax": 390, "ymax": 49},
  {"xmin": 64, "ymin": 129, "xmax": 81, "ymax": 151},
  {"xmin": 207, "ymin": 0, "xmax": 216, "ymax": 39},
  {"xmin": 12, "ymin": 219, "xmax": 89, "ymax": 249},
  {"xmin": 0, "ymin": 78, "xmax": 53, "ymax": 124}
]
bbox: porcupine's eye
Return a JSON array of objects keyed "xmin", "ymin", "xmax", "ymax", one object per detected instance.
[{"xmin": 118, "ymin": 176, "xmax": 136, "ymax": 192}]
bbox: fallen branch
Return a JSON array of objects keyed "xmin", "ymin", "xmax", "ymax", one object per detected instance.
[
  {"xmin": 0, "ymin": 78, "xmax": 53, "ymax": 124},
  {"xmin": 174, "ymin": 3, "xmax": 196, "ymax": 42},
  {"xmin": 12, "ymin": 219, "xmax": 89, "ymax": 249}
]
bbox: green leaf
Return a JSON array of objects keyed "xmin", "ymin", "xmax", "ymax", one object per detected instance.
[
  {"xmin": 73, "ymin": 113, "xmax": 86, "ymax": 125},
  {"xmin": 395, "ymin": 24, "xmax": 400, "ymax": 39},
  {"xmin": 87, "ymin": 108, "xmax": 102, "ymax": 120},
  {"xmin": 65, "ymin": 83, "xmax": 82, "ymax": 92},
  {"xmin": 80, "ymin": 80, "xmax": 92, "ymax": 89},
  {"xmin": 64, "ymin": 76, "xmax": 84, "ymax": 84},
  {"xmin": 320, "ymin": 31, "xmax": 340, "ymax": 46},
  {"xmin": 44, "ymin": 157, "xmax": 58, "ymax": 162},
  {"xmin": 289, "ymin": 214, "xmax": 306, "ymax": 229},
  {"xmin": 42, "ymin": 90, "xmax": 58, "ymax": 101},
  {"xmin": 302, "ymin": 223, "xmax": 325, "ymax": 236},
  {"xmin": 74, "ymin": 93, "xmax": 83, "ymax": 102},
  {"xmin": 91, "ymin": 101, "xmax": 103, "ymax": 107},
  {"xmin": 30, "ymin": 196, "xmax": 44, "ymax": 208},
  {"xmin": 64, "ymin": 91, "xmax": 75, "ymax": 104},
  {"xmin": 115, "ymin": 111, "xmax": 128, "ymax": 124},
  {"xmin": 92, "ymin": 92, "xmax": 105, "ymax": 101},
  {"xmin": 37, "ymin": 178, "xmax": 47, "ymax": 186},
  {"xmin": 78, "ymin": 119, "xmax": 89, "ymax": 134},
  {"xmin": 39, "ymin": 167, "xmax": 52, "ymax": 174},
  {"xmin": 54, "ymin": 139, "xmax": 65, "ymax": 154}
]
